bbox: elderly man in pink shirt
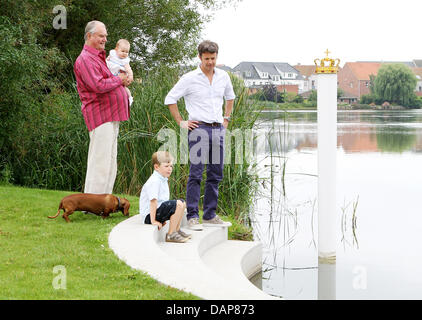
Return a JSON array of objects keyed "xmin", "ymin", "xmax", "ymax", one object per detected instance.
[{"xmin": 74, "ymin": 20, "xmax": 132, "ymax": 194}]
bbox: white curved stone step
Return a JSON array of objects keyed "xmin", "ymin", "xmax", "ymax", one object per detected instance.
[
  {"xmin": 108, "ymin": 214, "xmax": 280, "ymax": 300},
  {"xmin": 201, "ymin": 240, "xmax": 264, "ymax": 288},
  {"xmin": 157, "ymin": 226, "xmax": 227, "ymax": 261}
]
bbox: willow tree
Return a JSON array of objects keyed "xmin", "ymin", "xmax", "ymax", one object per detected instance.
[{"xmin": 373, "ymin": 63, "xmax": 417, "ymax": 107}]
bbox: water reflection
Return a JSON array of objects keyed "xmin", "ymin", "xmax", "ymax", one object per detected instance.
[
  {"xmin": 257, "ymin": 110, "xmax": 422, "ymax": 155},
  {"xmin": 318, "ymin": 263, "xmax": 336, "ymax": 300},
  {"xmin": 251, "ymin": 109, "xmax": 422, "ymax": 299}
]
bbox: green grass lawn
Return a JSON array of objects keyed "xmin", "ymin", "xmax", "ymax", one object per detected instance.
[{"xmin": 0, "ymin": 185, "xmax": 199, "ymax": 300}]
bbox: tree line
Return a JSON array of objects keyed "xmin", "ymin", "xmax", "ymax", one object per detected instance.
[
  {"xmin": 246, "ymin": 63, "xmax": 421, "ymax": 109},
  {"xmin": 361, "ymin": 63, "xmax": 422, "ymax": 108}
]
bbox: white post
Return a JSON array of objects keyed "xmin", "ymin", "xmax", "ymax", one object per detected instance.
[
  {"xmin": 316, "ymin": 51, "xmax": 339, "ymax": 263},
  {"xmin": 318, "ymin": 262, "xmax": 336, "ymax": 300}
]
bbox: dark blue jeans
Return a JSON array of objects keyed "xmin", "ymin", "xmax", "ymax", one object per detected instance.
[{"xmin": 186, "ymin": 124, "xmax": 225, "ymax": 221}]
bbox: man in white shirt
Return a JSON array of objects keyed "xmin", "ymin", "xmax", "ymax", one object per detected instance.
[{"xmin": 164, "ymin": 40, "xmax": 235, "ymax": 230}]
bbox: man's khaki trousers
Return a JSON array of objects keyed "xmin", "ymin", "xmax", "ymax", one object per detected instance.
[{"xmin": 84, "ymin": 121, "xmax": 119, "ymax": 194}]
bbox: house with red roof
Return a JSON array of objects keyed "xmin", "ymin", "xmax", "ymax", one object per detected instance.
[
  {"xmin": 338, "ymin": 60, "xmax": 422, "ymax": 102},
  {"xmin": 337, "ymin": 62, "xmax": 381, "ymax": 102}
]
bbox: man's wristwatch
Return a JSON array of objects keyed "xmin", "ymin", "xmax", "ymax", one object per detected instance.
[{"xmin": 223, "ymin": 116, "xmax": 231, "ymax": 122}]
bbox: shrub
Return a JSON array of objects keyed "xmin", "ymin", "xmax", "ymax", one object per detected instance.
[
  {"xmin": 360, "ymin": 94, "xmax": 375, "ymax": 104},
  {"xmin": 292, "ymin": 94, "xmax": 304, "ymax": 103}
]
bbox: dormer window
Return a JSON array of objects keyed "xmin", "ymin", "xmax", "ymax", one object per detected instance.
[{"xmin": 262, "ymin": 72, "xmax": 268, "ymax": 78}]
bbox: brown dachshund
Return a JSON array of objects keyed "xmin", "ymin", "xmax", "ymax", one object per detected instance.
[{"xmin": 48, "ymin": 193, "xmax": 130, "ymax": 223}]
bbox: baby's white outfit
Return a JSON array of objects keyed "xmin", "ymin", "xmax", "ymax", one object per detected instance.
[
  {"xmin": 107, "ymin": 49, "xmax": 130, "ymax": 75},
  {"xmin": 107, "ymin": 49, "xmax": 133, "ymax": 105}
]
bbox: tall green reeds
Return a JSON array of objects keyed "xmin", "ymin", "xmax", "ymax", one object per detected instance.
[
  {"xmin": 115, "ymin": 66, "xmax": 185, "ymax": 196},
  {"xmin": 218, "ymin": 74, "xmax": 262, "ymax": 222}
]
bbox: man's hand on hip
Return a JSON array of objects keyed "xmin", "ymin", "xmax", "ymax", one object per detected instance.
[{"xmin": 180, "ymin": 120, "xmax": 199, "ymax": 131}]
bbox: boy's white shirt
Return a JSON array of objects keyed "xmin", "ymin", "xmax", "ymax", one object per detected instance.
[
  {"xmin": 139, "ymin": 170, "xmax": 170, "ymax": 223},
  {"xmin": 107, "ymin": 49, "xmax": 131, "ymax": 76}
]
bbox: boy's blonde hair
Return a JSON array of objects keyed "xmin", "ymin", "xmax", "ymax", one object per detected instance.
[
  {"xmin": 152, "ymin": 151, "xmax": 174, "ymax": 167},
  {"xmin": 116, "ymin": 39, "xmax": 130, "ymax": 49}
]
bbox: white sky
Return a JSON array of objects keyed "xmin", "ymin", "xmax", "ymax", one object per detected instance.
[{"xmin": 201, "ymin": 0, "xmax": 421, "ymax": 68}]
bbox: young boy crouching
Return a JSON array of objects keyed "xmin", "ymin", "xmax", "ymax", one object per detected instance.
[{"xmin": 139, "ymin": 151, "xmax": 191, "ymax": 243}]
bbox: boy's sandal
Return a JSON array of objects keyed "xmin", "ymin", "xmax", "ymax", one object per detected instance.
[
  {"xmin": 165, "ymin": 232, "xmax": 189, "ymax": 243},
  {"xmin": 178, "ymin": 229, "xmax": 192, "ymax": 239}
]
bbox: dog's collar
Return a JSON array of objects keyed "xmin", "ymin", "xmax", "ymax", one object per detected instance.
[{"xmin": 117, "ymin": 197, "xmax": 121, "ymax": 209}]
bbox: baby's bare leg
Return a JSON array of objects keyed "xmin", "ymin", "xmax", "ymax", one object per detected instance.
[{"xmin": 125, "ymin": 87, "xmax": 132, "ymax": 98}]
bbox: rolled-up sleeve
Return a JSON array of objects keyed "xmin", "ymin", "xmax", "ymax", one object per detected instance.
[
  {"xmin": 164, "ymin": 75, "xmax": 188, "ymax": 105},
  {"xmin": 224, "ymin": 74, "xmax": 236, "ymax": 100}
]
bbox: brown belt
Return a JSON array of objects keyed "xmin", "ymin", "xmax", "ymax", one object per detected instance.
[{"xmin": 196, "ymin": 121, "xmax": 222, "ymax": 127}]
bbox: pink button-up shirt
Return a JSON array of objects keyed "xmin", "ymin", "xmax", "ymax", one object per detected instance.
[{"xmin": 74, "ymin": 45, "xmax": 129, "ymax": 131}]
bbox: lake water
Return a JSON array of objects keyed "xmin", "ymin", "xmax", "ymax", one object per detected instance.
[{"xmin": 249, "ymin": 109, "xmax": 422, "ymax": 299}]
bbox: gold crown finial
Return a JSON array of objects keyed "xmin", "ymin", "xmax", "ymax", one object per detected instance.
[
  {"xmin": 324, "ymin": 49, "xmax": 331, "ymax": 57},
  {"xmin": 314, "ymin": 49, "xmax": 340, "ymax": 74}
]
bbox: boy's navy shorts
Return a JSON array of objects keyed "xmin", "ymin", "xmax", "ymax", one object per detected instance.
[{"xmin": 144, "ymin": 199, "xmax": 185, "ymax": 224}]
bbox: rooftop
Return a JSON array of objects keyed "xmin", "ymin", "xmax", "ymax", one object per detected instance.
[
  {"xmin": 343, "ymin": 62, "xmax": 381, "ymax": 80},
  {"xmin": 233, "ymin": 61, "xmax": 303, "ymax": 80},
  {"xmin": 412, "ymin": 67, "xmax": 422, "ymax": 79},
  {"xmin": 294, "ymin": 65, "xmax": 316, "ymax": 77}
]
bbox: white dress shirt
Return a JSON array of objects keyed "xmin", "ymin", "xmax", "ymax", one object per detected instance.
[
  {"xmin": 139, "ymin": 170, "xmax": 170, "ymax": 223},
  {"xmin": 164, "ymin": 67, "xmax": 236, "ymax": 124}
]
